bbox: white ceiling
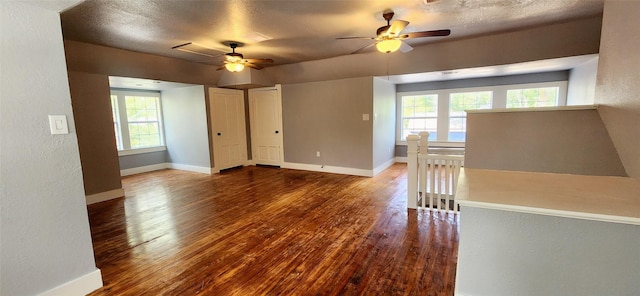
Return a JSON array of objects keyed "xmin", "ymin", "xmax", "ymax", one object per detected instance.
[{"xmin": 60, "ymin": 0, "xmax": 604, "ymax": 68}]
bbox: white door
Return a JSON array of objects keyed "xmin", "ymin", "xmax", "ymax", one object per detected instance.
[
  {"xmin": 209, "ymin": 87, "xmax": 247, "ymax": 171},
  {"xmin": 249, "ymin": 85, "xmax": 284, "ymax": 166}
]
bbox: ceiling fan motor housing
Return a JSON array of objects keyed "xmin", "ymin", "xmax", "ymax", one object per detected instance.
[{"xmin": 226, "ymin": 52, "xmax": 244, "ymax": 60}]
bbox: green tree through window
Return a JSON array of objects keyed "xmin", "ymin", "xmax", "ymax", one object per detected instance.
[
  {"xmin": 506, "ymin": 87, "xmax": 559, "ymax": 108},
  {"xmin": 401, "ymin": 94, "xmax": 438, "ymax": 141}
]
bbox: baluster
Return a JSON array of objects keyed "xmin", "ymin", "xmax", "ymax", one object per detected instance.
[
  {"xmin": 429, "ymin": 158, "xmax": 435, "ymax": 210},
  {"xmin": 419, "ymin": 157, "xmax": 427, "ymax": 208},
  {"xmin": 445, "ymin": 159, "xmax": 450, "ymax": 212}
]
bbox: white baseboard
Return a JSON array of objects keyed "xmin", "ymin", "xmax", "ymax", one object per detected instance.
[
  {"xmin": 39, "ymin": 268, "xmax": 102, "ymax": 296},
  {"xmin": 395, "ymin": 156, "xmax": 408, "ymax": 163},
  {"xmin": 120, "ymin": 163, "xmax": 169, "ymax": 176},
  {"xmin": 121, "ymin": 163, "xmax": 214, "ymax": 176},
  {"xmin": 168, "ymin": 163, "xmax": 213, "ymax": 175},
  {"xmin": 282, "ymin": 162, "xmax": 374, "ymax": 177},
  {"xmin": 86, "ymin": 188, "xmax": 125, "ymax": 205},
  {"xmin": 372, "ymin": 158, "xmax": 396, "ymax": 176}
]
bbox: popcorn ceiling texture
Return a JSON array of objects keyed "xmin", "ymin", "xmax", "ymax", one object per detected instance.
[{"xmin": 59, "ymin": 0, "xmax": 604, "ymax": 66}]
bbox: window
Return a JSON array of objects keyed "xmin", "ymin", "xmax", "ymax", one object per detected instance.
[
  {"xmin": 449, "ymin": 91, "xmax": 492, "ymax": 141},
  {"xmin": 506, "ymin": 87, "xmax": 559, "ymax": 108},
  {"xmin": 110, "ymin": 95, "xmax": 122, "ymax": 149},
  {"xmin": 396, "ymin": 81, "xmax": 567, "ymax": 145},
  {"xmin": 401, "ymin": 94, "xmax": 438, "ymax": 141},
  {"xmin": 110, "ymin": 90, "xmax": 165, "ymax": 153}
]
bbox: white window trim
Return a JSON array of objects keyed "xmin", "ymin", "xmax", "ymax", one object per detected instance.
[
  {"xmin": 110, "ymin": 89, "xmax": 166, "ymax": 156},
  {"xmin": 118, "ymin": 145, "xmax": 167, "ymax": 157},
  {"xmin": 396, "ymin": 81, "xmax": 568, "ymax": 146}
]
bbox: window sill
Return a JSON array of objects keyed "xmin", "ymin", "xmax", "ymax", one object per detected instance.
[
  {"xmin": 118, "ymin": 146, "xmax": 167, "ymax": 156},
  {"xmin": 395, "ymin": 141, "xmax": 465, "ymax": 148}
]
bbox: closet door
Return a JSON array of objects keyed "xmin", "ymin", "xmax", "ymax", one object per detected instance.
[
  {"xmin": 209, "ymin": 87, "xmax": 247, "ymax": 171},
  {"xmin": 249, "ymin": 85, "xmax": 284, "ymax": 166}
]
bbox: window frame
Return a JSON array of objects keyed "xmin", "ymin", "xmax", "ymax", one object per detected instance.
[
  {"xmin": 399, "ymin": 93, "xmax": 440, "ymax": 142},
  {"xmin": 110, "ymin": 89, "xmax": 167, "ymax": 156},
  {"xmin": 396, "ymin": 81, "xmax": 567, "ymax": 147}
]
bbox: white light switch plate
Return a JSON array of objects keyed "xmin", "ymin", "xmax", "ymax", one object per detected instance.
[
  {"xmin": 49, "ymin": 115, "xmax": 69, "ymax": 135},
  {"xmin": 362, "ymin": 114, "xmax": 370, "ymax": 121}
]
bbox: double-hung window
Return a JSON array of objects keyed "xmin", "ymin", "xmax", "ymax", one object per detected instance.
[
  {"xmin": 401, "ymin": 94, "xmax": 438, "ymax": 141},
  {"xmin": 506, "ymin": 86, "xmax": 559, "ymax": 108},
  {"xmin": 448, "ymin": 91, "xmax": 492, "ymax": 141},
  {"xmin": 110, "ymin": 89, "xmax": 165, "ymax": 154},
  {"xmin": 397, "ymin": 80, "xmax": 567, "ymax": 145}
]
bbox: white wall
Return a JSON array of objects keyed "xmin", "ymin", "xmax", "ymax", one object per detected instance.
[
  {"xmin": 594, "ymin": 0, "xmax": 640, "ymax": 179},
  {"xmin": 163, "ymin": 85, "xmax": 211, "ymax": 169},
  {"xmin": 567, "ymin": 56, "xmax": 599, "ymax": 105},
  {"xmin": 1, "ymin": 1, "xmax": 101, "ymax": 295},
  {"xmin": 457, "ymin": 207, "xmax": 640, "ymax": 296}
]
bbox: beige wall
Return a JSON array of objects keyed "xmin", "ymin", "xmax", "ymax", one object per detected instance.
[
  {"xmin": 64, "ymin": 41, "xmax": 223, "ymax": 195},
  {"xmin": 594, "ymin": 1, "xmax": 640, "ymax": 179},
  {"xmin": 63, "ymin": 14, "xmax": 607, "ymax": 179},
  {"xmin": 265, "ymin": 16, "xmax": 602, "ymax": 85},
  {"xmin": 68, "ymin": 71, "xmax": 123, "ymax": 195},
  {"xmin": 282, "ymin": 77, "xmax": 374, "ymax": 170},
  {"xmin": 464, "ymin": 109, "xmax": 626, "ymax": 176},
  {"xmin": 65, "ymin": 40, "xmax": 222, "ymax": 85}
]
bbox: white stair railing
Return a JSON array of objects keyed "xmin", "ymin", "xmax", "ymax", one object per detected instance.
[{"xmin": 407, "ymin": 132, "xmax": 464, "ymax": 213}]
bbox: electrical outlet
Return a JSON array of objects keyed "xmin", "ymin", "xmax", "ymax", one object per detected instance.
[{"xmin": 316, "ymin": 151, "xmax": 320, "ymax": 157}]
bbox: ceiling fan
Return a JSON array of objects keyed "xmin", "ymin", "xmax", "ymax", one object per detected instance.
[
  {"xmin": 217, "ymin": 42, "xmax": 274, "ymax": 72},
  {"xmin": 337, "ymin": 10, "xmax": 451, "ymax": 54}
]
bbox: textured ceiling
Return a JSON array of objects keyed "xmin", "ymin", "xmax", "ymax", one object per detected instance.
[{"xmin": 60, "ymin": 0, "xmax": 604, "ymax": 68}]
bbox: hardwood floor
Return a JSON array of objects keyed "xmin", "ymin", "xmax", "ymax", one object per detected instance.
[{"xmin": 88, "ymin": 164, "xmax": 459, "ymax": 295}]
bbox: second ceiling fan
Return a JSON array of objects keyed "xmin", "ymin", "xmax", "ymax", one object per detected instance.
[{"xmin": 338, "ymin": 10, "xmax": 451, "ymax": 54}]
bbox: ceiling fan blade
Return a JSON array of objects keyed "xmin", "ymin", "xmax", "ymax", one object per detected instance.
[
  {"xmin": 244, "ymin": 58, "xmax": 274, "ymax": 64},
  {"xmin": 336, "ymin": 36, "xmax": 376, "ymax": 40},
  {"xmin": 399, "ymin": 41, "xmax": 413, "ymax": 53},
  {"xmin": 350, "ymin": 43, "xmax": 375, "ymax": 54},
  {"xmin": 387, "ymin": 20, "xmax": 409, "ymax": 37},
  {"xmin": 401, "ymin": 29, "xmax": 451, "ymax": 39},
  {"xmin": 244, "ymin": 63, "xmax": 264, "ymax": 70}
]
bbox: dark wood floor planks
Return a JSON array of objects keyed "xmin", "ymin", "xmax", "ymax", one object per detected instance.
[{"xmin": 87, "ymin": 164, "xmax": 459, "ymax": 295}]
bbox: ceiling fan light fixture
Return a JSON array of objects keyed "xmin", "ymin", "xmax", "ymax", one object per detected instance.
[
  {"xmin": 225, "ymin": 62, "xmax": 245, "ymax": 72},
  {"xmin": 376, "ymin": 39, "xmax": 402, "ymax": 53}
]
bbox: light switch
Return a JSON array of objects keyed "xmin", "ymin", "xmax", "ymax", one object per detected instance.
[
  {"xmin": 362, "ymin": 114, "xmax": 370, "ymax": 121},
  {"xmin": 49, "ymin": 115, "xmax": 69, "ymax": 135}
]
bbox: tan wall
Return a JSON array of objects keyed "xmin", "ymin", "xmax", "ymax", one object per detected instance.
[
  {"xmin": 64, "ymin": 40, "xmax": 222, "ymax": 85},
  {"xmin": 594, "ymin": 1, "xmax": 640, "ymax": 179},
  {"xmin": 464, "ymin": 108, "xmax": 626, "ymax": 176},
  {"xmin": 64, "ymin": 41, "xmax": 223, "ymax": 195},
  {"xmin": 265, "ymin": 16, "xmax": 602, "ymax": 85},
  {"xmin": 67, "ymin": 71, "xmax": 123, "ymax": 195}
]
